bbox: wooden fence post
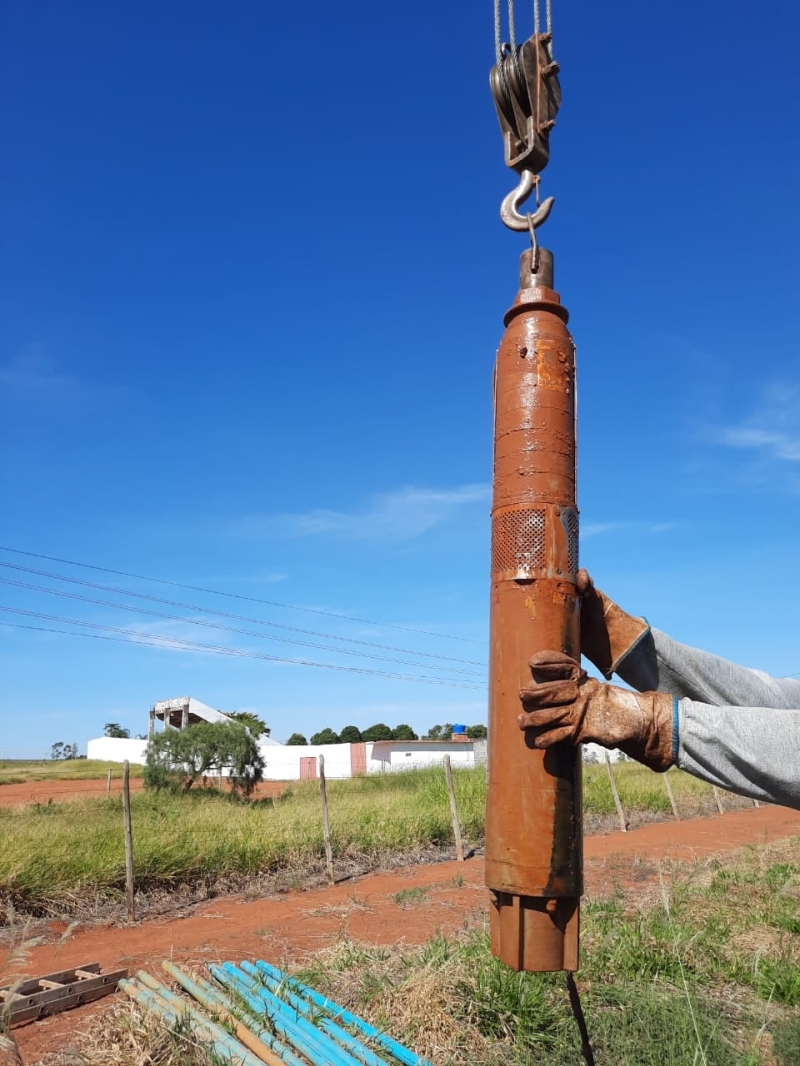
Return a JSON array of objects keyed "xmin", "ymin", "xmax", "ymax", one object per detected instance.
[
  {"xmin": 604, "ymin": 752, "xmax": 627, "ymax": 833},
  {"xmin": 663, "ymin": 770, "xmax": 680, "ymax": 822},
  {"xmin": 121, "ymin": 761, "xmax": 135, "ymax": 922},
  {"xmin": 712, "ymin": 786, "xmax": 725, "ymax": 815},
  {"xmin": 106, "ymin": 769, "xmax": 112, "ymax": 797},
  {"xmin": 318, "ymin": 755, "xmax": 335, "ymax": 885},
  {"xmin": 443, "ymin": 755, "xmax": 465, "ymax": 862}
]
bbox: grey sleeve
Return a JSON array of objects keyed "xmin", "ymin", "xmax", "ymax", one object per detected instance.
[
  {"xmin": 615, "ymin": 627, "xmax": 800, "ymax": 709},
  {"xmin": 677, "ymin": 700, "xmax": 800, "ymax": 810}
]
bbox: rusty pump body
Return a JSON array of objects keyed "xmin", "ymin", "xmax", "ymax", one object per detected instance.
[
  {"xmin": 486, "ymin": 250, "xmax": 582, "ymax": 972},
  {"xmin": 485, "ymin": 25, "xmax": 583, "ymax": 973}
]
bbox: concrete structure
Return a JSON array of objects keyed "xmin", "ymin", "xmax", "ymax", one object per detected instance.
[
  {"xmin": 148, "ymin": 696, "xmax": 285, "ymax": 740},
  {"xmin": 86, "ymin": 699, "xmax": 485, "ymax": 779}
]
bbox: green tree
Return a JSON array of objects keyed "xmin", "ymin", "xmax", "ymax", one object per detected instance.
[
  {"xmin": 391, "ymin": 724, "xmax": 418, "ymax": 741},
  {"xmin": 339, "ymin": 725, "xmax": 363, "ymax": 744},
  {"xmin": 362, "ymin": 722, "xmax": 392, "ymax": 741},
  {"xmin": 425, "ymin": 723, "xmax": 453, "ymax": 740},
  {"xmin": 144, "ymin": 721, "xmax": 264, "ymax": 795},
  {"xmin": 286, "ymin": 733, "xmax": 308, "ymax": 746},
  {"xmin": 466, "ymin": 724, "xmax": 488, "ymax": 739},
  {"xmin": 310, "ymin": 728, "xmax": 340, "ymax": 745},
  {"xmin": 226, "ymin": 711, "xmax": 270, "ymax": 737},
  {"xmin": 51, "ymin": 742, "xmax": 78, "ymax": 760},
  {"xmin": 103, "ymin": 723, "xmax": 130, "ymax": 738}
]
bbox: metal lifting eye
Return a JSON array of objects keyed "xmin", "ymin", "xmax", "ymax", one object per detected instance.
[{"xmin": 500, "ymin": 170, "xmax": 555, "ymax": 233}]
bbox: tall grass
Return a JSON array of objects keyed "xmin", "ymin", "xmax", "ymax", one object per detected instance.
[
  {"xmin": 298, "ymin": 839, "xmax": 800, "ymax": 1065},
  {"xmin": 0, "ymin": 764, "xmax": 756, "ymax": 913},
  {"xmin": 0, "ymin": 767, "xmax": 483, "ymax": 910}
]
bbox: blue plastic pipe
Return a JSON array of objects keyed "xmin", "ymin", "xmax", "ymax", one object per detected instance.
[
  {"xmin": 212, "ymin": 963, "xmax": 355, "ymax": 1066},
  {"xmin": 240, "ymin": 960, "xmax": 390, "ymax": 1066},
  {"xmin": 162, "ymin": 961, "xmax": 306, "ymax": 1066},
  {"xmin": 120, "ymin": 978, "xmax": 257, "ymax": 1066},
  {"xmin": 134, "ymin": 970, "xmax": 267, "ymax": 1066},
  {"xmin": 254, "ymin": 961, "xmax": 433, "ymax": 1066},
  {"xmin": 219, "ymin": 962, "xmax": 364, "ymax": 1066}
]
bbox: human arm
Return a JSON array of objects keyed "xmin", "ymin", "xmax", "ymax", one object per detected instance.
[
  {"xmin": 578, "ymin": 570, "xmax": 800, "ymax": 708},
  {"xmin": 519, "ymin": 651, "xmax": 800, "ymax": 810},
  {"xmin": 677, "ymin": 699, "xmax": 800, "ymax": 808}
]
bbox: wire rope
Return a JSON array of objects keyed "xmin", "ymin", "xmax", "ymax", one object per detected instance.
[
  {"xmin": 0, "ymin": 576, "xmax": 485, "ymax": 678},
  {"xmin": 0, "ymin": 561, "xmax": 485, "ymax": 668},
  {"xmin": 0, "ymin": 546, "xmax": 481, "ymax": 645},
  {"xmin": 0, "ymin": 608, "xmax": 485, "ymax": 691}
]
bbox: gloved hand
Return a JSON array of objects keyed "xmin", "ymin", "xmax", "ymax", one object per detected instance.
[
  {"xmin": 518, "ymin": 650, "xmax": 674, "ymax": 772},
  {"xmin": 577, "ymin": 569, "xmax": 650, "ymax": 679}
]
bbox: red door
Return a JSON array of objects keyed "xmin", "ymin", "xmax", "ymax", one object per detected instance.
[
  {"xmin": 300, "ymin": 757, "xmax": 317, "ymax": 780},
  {"xmin": 350, "ymin": 742, "xmax": 366, "ymax": 775}
]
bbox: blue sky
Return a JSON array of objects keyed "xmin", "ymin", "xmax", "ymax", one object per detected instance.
[{"xmin": 2, "ymin": 1, "xmax": 799, "ymax": 756}]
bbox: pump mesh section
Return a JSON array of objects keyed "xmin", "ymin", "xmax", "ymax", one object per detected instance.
[
  {"xmin": 491, "ymin": 509, "xmax": 546, "ymax": 573},
  {"xmin": 566, "ymin": 510, "xmax": 579, "ymax": 574}
]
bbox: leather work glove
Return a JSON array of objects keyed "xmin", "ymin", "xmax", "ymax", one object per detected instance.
[
  {"xmin": 518, "ymin": 651, "xmax": 674, "ymax": 772},
  {"xmin": 577, "ymin": 569, "xmax": 650, "ymax": 679}
]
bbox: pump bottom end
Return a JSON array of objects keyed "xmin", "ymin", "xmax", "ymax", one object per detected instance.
[{"xmin": 490, "ymin": 892, "xmax": 580, "ymax": 972}]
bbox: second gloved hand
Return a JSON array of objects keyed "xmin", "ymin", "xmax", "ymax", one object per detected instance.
[
  {"xmin": 518, "ymin": 650, "xmax": 675, "ymax": 772},
  {"xmin": 577, "ymin": 570, "xmax": 650, "ymax": 679}
]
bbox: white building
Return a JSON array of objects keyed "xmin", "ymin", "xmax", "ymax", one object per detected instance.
[{"xmin": 86, "ymin": 696, "xmax": 486, "ymax": 779}]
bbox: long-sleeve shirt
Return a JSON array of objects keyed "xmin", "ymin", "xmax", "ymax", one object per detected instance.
[{"xmin": 614, "ymin": 629, "xmax": 800, "ymax": 810}]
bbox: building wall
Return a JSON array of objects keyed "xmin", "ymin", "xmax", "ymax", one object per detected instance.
[
  {"xmin": 87, "ymin": 737, "xmax": 149, "ymax": 764},
  {"xmin": 259, "ymin": 741, "xmax": 366, "ymax": 780},
  {"xmin": 370, "ymin": 741, "xmax": 475, "ymax": 772},
  {"xmin": 85, "ymin": 736, "xmax": 480, "ymax": 778}
]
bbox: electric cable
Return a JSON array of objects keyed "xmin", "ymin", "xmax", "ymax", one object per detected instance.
[
  {"xmin": 0, "ymin": 561, "xmax": 486, "ymax": 668},
  {"xmin": 0, "ymin": 609, "xmax": 486, "ymax": 691},
  {"xmin": 0, "ymin": 576, "xmax": 485, "ymax": 678},
  {"xmin": 0, "ymin": 546, "xmax": 481, "ymax": 644}
]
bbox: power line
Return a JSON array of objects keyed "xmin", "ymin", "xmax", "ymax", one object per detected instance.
[
  {"xmin": 0, "ymin": 609, "xmax": 486, "ymax": 691},
  {"xmin": 0, "ymin": 576, "xmax": 484, "ymax": 678},
  {"xmin": 0, "ymin": 546, "xmax": 482, "ymax": 644},
  {"xmin": 0, "ymin": 560, "xmax": 486, "ymax": 668}
]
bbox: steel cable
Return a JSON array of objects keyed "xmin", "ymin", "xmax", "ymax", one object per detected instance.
[
  {"xmin": 0, "ymin": 560, "xmax": 485, "ymax": 667},
  {"xmin": 1, "ymin": 610, "xmax": 486, "ymax": 691},
  {"xmin": 0, "ymin": 546, "xmax": 480, "ymax": 645},
  {"xmin": 0, "ymin": 576, "xmax": 485, "ymax": 678}
]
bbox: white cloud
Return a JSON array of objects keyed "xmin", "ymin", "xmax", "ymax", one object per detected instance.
[
  {"xmin": 1, "ymin": 349, "xmax": 81, "ymax": 393},
  {"xmin": 230, "ymin": 484, "xmax": 491, "ymax": 541},
  {"xmin": 581, "ymin": 522, "xmax": 625, "ymax": 539},
  {"xmin": 713, "ymin": 383, "xmax": 800, "ymax": 464},
  {"xmin": 581, "ymin": 521, "xmax": 678, "ymax": 539},
  {"xmin": 0, "ymin": 347, "xmax": 120, "ymax": 412}
]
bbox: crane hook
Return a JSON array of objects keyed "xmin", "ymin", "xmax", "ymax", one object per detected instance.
[{"xmin": 500, "ymin": 170, "xmax": 555, "ymax": 232}]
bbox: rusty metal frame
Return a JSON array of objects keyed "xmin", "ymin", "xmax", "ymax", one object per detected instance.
[{"xmin": 0, "ymin": 962, "xmax": 127, "ymax": 1025}]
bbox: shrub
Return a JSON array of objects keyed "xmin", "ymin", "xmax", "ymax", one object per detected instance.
[{"xmin": 144, "ymin": 722, "xmax": 264, "ymax": 795}]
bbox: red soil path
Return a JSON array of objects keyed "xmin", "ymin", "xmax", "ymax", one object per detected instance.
[{"xmin": 9, "ymin": 803, "xmax": 800, "ymax": 1063}]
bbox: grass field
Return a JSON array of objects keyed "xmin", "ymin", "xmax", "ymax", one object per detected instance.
[
  {"xmin": 293, "ymin": 838, "xmax": 800, "ymax": 1065},
  {"xmin": 0, "ymin": 764, "xmax": 753, "ymax": 915},
  {"xmin": 26, "ymin": 836, "xmax": 800, "ymax": 1065},
  {"xmin": 0, "ymin": 759, "xmax": 144, "ymax": 785}
]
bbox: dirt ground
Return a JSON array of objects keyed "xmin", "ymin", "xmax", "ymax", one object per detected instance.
[
  {"xmin": 7, "ymin": 803, "xmax": 800, "ymax": 1063},
  {"xmin": 0, "ymin": 778, "xmax": 290, "ymax": 807}
]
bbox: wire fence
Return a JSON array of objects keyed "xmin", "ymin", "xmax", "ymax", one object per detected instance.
[{"xmin": 0, "ymin": 758, "xmax": 767, "ymax": 925}]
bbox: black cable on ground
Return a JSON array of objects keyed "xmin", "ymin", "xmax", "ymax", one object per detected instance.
[{"xmin": 566, "ymin": 972, "xmax": 596, "ymax": 1066}]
